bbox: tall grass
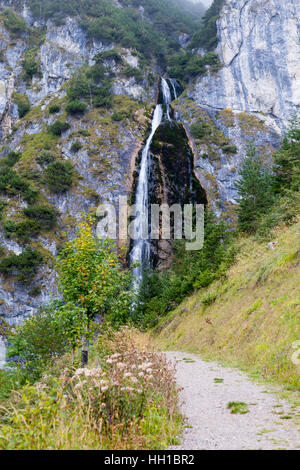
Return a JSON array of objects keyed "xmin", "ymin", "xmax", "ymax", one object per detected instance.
[{"xmin": 0, "ymin": 328, "xmax": 182, "ymax": 450}]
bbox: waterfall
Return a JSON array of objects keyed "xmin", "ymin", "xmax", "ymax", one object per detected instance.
[
  {"xmin": 161, "ymin": 77, "xmax": 172, "ymax": 121},
  {"xmin": 169, "ymin": 78, "xmax": 178, "ymax": 100},
  {"xmin": 130, "ymin": 77, "xmax": 175, "ymax": 291},
  {"xmin": 0, "ymin": 337, "xmax": 6, "ymax": 369},
  {"xmin": 130, "ymin": 104, "xmax": 163, "ymax": 291}
]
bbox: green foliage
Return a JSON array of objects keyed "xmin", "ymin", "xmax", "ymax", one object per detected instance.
[
  {"xmin": 65, "ymin": 100, "xmax": 87, "ymax": 115},
  {"xmin": 7, "ymin": 301, "xmax": 78, "ymax": 379},
  {"xmin": 135, "ymin": 212, "xmax": 234, "ymax": 328},
  {"xmin": 95, "ymin": 49, "xmax": 123, "ymax": 64},
  {"xmin": 235, "ymin": 143, "xmax": 275, "ymax": 233},
  {"xmin": 168, "ymin": 51, "xmax": 221, "ymax": 82},
  {"xmin": 190, "ymin": 122, "xmax": 211, "ymax": 139},
  {"xmin": 0, "ymin": 247, "xmax": 43, "ymax": 282},
  {"xmin": 45, "ymin": 161, "xmax": 74, "ymax": 193},
  {"xmin": 123, "ymin": 66, "xmax": 144, "ymax": 83},
  {"xmin": 70, "ymin": 141, "xmax": 82, "ymax": 153},
  {"xmin": 222, "ymin": 144, "xmax": 238, "ymax": 154},
  {"xmin": 23, "ymin": 205, "xmax": 57, "ymax": 230},
  {"xmin": 48, "ymin": 121, "xmax": 71, "ymax": 136},
  {"xmin": 28, "ymin": 0, "xmax": 199, "ymax": 62},
  {"xmin": 48, "ymin": 104, "xmax": 61, "ymax": 114},
  {"xmin": 67, "ymin": 68, "xmax": 113, "ymax": 109},
  {"xmin": 56, "ymin": 218, "xmax": 133, "ymax": 324},
  {"xmin": 274, "ymin": 117, "xmax": 300, "ymax": 193},
  {"xmin": 2, "ymin": 8, "xmax": 28, "ymax": 37},
  {"xmin": 36, "ymin": 151, "xmax": 56, "ymax": 166},
  {"xmin": 0, "ymin": 151, "xmax": 22, "ymax": 168},
  {"xmin": 13, "ymin": 93, "xmax": 30, "ymax": 118},
  {"xmin": 0, "ymin": 168, "xmax": 38, "ymax": 203},
  {"xmin": 22, "ymin": 49, "xmax": 41, "ymax": 81},
  {"xmin": 189, "ymin": 0, "xmax": 225, "ymax": 51}
]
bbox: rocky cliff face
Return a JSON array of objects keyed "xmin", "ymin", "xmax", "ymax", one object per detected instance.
[
  {"xmin": 179, "ymin": 0, "xmax": 300, "ymax": 213},
  {"xmin": 0, "ymin": 0, "xmax": 155, "ymax": 325},
  {"xmin": 0, "ymin": 0, "xmax": 299, "ymax": 328}
]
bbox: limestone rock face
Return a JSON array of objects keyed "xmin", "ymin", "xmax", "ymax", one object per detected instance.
[
  {"xmin": 182, "ymin": 0, "xmax": 300, "ymax": 212},
  {"xmin": 191, "ymin": 0, "xmax": 300, "ymax": 131}
]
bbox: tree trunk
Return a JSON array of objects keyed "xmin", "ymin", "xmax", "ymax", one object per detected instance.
[{"xmin": 81, "ymin": 320, "xmax": 90, "ymax": 367}]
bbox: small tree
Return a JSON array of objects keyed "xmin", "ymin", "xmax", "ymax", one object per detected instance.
[
  {"xmin": 56, "ymin": 217, "xmax": 132, "ymax": 365},
  {"xmin": 235, "ymin": 143, "xmax": 275, "ymax": 233},
  {"xmin": 274, "ymin": 117, "xmax": 300, "ymax": 193}
]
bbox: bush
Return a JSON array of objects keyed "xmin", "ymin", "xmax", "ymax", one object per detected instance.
[
  {"xmin": 0, "ymin": 151, "xmax": 22, "ymax": 168},
  {"xmin": 65, "ymin": 100, "xmax": 87, "ymax": 115},
  {"xmin": 45, "ymin": 161, "xmax": 74, "ymax": 193},
  {"xmin": 7, "ymin": 302, "xmax": 71, "ymax": 379},
  {"xmin": 48, "ymin": 104, "xmax": 60, "ymax": 114},
  {"xmin": 0, "ymin": 168, "xmax": 38, "ymax": 203},
  {"xmin": 2, "ymin": 8, "xmax": 28, "ymax": 37},
  {"xmin": 13, "ymin": 93, "xmax": 30, "ymax": 118},
  {"xmin": 36, "ymin": 151, "xmax": 56, "ymax": 166},
  {"xmin": 3, "ymin": 220, "xmax": 17, "ymax": 236},
  {"xmin": 222, "ymin": 144, "xmax": 238, "ymax": 154},
  {"xmin": 70, "ymin": 141, "xmax": 82, "ymax": 153},
  {"xmin": 23, "ymin": 205, "xmax": 57, "ymax": 230},
  {"xmin": 123, "ymin": 66, "xmax": 144, "ymax": 82},
  {"xmin": 94, "ymin": 49, "xmax": 123, "ymax": 64},
  {"xmin": 112, "ymin": 111, "xmax": 129, "ymax": 122},
  {"xmin": 48, "ymin": 121, "xmax": 71, "ymax": 136},
  {"xmin": 0, "ymin": 247, "xmax": 43, "ymax": 282},
  {"xmin": 190, "ymin": 123, "xmax": 210, "ymax": 139},
  {"xmin": 23, "ymin": 52, "xmax": 41, "ymax": 81}
]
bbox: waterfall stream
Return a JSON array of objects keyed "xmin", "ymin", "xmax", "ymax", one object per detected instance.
[
  {"xmin": 0, "ymin": 337, "xmax": 6, "ymax": 369},
  {"xmin": 130, "ymin": 78, "xmax": 178, "ymax": 291}
]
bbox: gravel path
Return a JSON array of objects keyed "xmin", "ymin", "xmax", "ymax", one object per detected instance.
[{"xmin": 166, "ymin": 351, "xmax": 300, "ymax": 450}]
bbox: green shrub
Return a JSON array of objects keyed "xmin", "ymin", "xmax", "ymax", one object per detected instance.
[
  {"xmin": 14, "ymin": 220, "xmax": 42, "ymax": 242},
  {"xmin": 189, "ymin": 0, "xmax": 225, "ymax": 51},
  {"xmin": 190, "ymin": 123, "xmax": 211, "ymax": 139},
  {"xmin": 77, "ymin": 129, "xmax": 91, "ymax": 137},
  {"xmin": 222, "ymin": 144, "xmax": 238, "ymax": 154},
  {"xmin": 95, "ymin": 49, "xmax": 123, "ymax": 64},
  {"xmin": 22, "ymin": 51, "xmax": 41, "ymax": 81},
  {"xmin": 23, "ymin": 205, "xmax": 57, "ymax": 230},
  {"xmin": 65, "ymin": 100, "xmax": 87, "ymax": 115},
  {"xmin": 0, "ymin": 168, "xmax": 38, "ymax": 203},
  {"xmin": 13, "ymin": 93, "xmax": 30, "ymax": 118},
  {"xmin": 0, "ymin": 151, "xmax": 22, "ymax": 168},
  {"xmin": 123, "ymin": 66, "xmax": 144, "ymax": 82},
  {"xmin": 70, "ymin": 141, "xmax": 82, "ymax": 153},
  {"xmin": 0, "ymin": 247, "xmax": 43, "ymax": 282},
  {"xmin": 112, "ymin": 111, "xmax": 129, "ymax": 122},
  {"xmin": 48, "ymin": 121, "xmax": 71, "ymax": 136},
  {"xmin": 2, "ymin": 8, "xmax": 28, "ymax": 37},
  {"xmin": 48, "ymin": 104, "xmax": 60, "ymax": 114},
  {"xmin": 45, "ymin": 161, "xmax": 74, "ymax": 193},
  {"xmin": 29, "ymin": 285, "xmax": 42, "ymax": 297},
  {"xmin": 36, "ymin": 151, "xmax": 56, "ymax": 166},
  {"xmin": 3, "ymin": 220, "xmax": 17, "ymax": 236},
  {"xmin": 7, "ymin": 302, "xmax": 71, "ymax": 380}
]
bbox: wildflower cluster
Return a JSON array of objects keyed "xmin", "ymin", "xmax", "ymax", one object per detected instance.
[{"xmin": 62, "ymin": 335, "xmax": 177, "ymax": 434}]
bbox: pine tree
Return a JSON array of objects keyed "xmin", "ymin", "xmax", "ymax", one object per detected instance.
[
  {"xmin": 274, "ymin": 117, "xmax": 300, "ymax": 193},
  {"xmin": 235, "ymin": 143, "xmax": 275, "ymax": 233}
]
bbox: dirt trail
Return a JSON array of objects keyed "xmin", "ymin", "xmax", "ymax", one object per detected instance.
[{"xmin": 166, "ymin": 351, "xmax": 300, "ymax": 450}]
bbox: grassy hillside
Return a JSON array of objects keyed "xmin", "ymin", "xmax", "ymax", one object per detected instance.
[{"xmin": 153, "ymin": 217, "xmax": 300, "ymax": 391}]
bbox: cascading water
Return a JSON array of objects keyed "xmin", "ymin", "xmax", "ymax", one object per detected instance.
[
  {"xmin": 0, "ymin": 337, "xmax": 6, "ymax": 368},
  {"xmin": 130, "ymin": 78, "xmax": 175, "ymax": 291},
  {"xmin": 161, "ymin": 77, "xmax": 172, "ymax": 121},
  {"xmin": 130, "ymin": 104, "xmax": 163, "ymax": 291}
]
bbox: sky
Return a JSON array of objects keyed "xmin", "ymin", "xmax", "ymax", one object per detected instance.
[{"xmin": 191, "ymin": 0, "xmax": 213, "ymax": 8}]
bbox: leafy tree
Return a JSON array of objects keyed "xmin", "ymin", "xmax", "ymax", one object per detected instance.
[
  {"xmin": 235, "ymin": 143, "xmax": 275, "ymax": 233},
  {"xmin": 56, "ymin": 217, "xmax": 133, "ymax": 364},
  {"xmin": 7, "ymin": 301, "xmax": 83, "ymax": 380}
]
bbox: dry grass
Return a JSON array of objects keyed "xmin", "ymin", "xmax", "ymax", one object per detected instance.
[
  {"xmin": 0, "ymin": 327, "xmax": 182, "ymax": 450},
  {"xmin": 153, "ymin": 217, "xmax": 300, "ymax": 391}
]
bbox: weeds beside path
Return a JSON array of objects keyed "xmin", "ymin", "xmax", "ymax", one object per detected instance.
[{"xmin": 166, "ymin": 351, "xmax": 300, "ymax": 450}]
